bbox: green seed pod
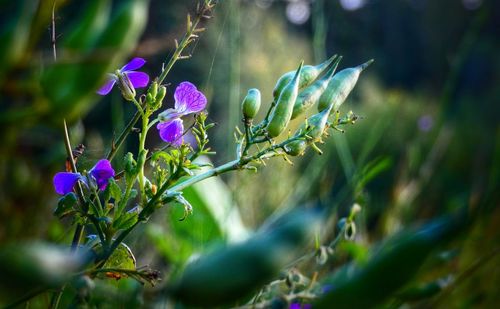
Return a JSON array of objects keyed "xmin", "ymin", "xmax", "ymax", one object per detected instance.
[
  {"xmin": 267, "ymin": 61, "xmax": 303, "ymax": 138},
  {"xmin": 293, "ymin": 102, "xmax": 333, "ymax": 144},
  {"xmin": 306, "ymin": 105, "xmax": 332, "ymax": 141},
  {"xmin": 318, "ymin": 59, "xmax": 374, "ymax": 113},
  {"xmin": 284, "ymin": 140, "xmax": 307, "ymax": 156},
  {"xmin": 273, "ymin": 55, "xmax": 337, "ymax": 100},
  {"xmin": 291, "ymin": 56, "xmax": 342, "ymax": 120},
  {"xmin": 242, "ymin": 88, "xmax": 261, "ymax": 120},
  {"xmin": 168, "ymin": 209, "xmax": 320, "ymax": 307}
]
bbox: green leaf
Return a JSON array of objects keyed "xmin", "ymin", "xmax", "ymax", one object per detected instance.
[
  {"xmin": 102, "ymin": 243, "xmax": 136, "ymax": 270},
  {"xmin": 104, "ymin": 178, "xmax": 122, "ymax": 204},
  {"xmin": 54, "ymin": 192, "xmax": 78, "ymax": 218},
  {"xmin": 113, "ymin": 211, "xmax": 139, "ymax": 231}
]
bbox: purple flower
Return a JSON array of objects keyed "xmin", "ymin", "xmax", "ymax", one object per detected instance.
[
  {"xmin": 53, "ymin": 172, "xmax": 83, "ymax": 195},
  {"xmin": 89, "ymin": 159, "xmax": 115, "ymax": 191},
  {"xmin": 156, "ymin": 82, "xmax": 207, "ymax": 147},
  {"xmin": 97, "ymin": 57, "xmax": 149, "ymax": 96},
  {"xmin": 53, "ymin": 159, "xmax": 115, "ymax": 195}
]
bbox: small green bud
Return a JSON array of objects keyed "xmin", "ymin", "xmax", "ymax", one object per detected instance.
[
  {"xmin": 149, "ymin": 81, "xmax": 158, "ymax": 99},
  {"xmin": 124, "ymin": 152, "xmax": 137, "ymax": 182},
  {"xmin": 146, "ymin": 93, "xmax": 154, "ymax": 105},
  {"xmin": 284, "ymin": 140, "xmax": 307, "ymax": 156},
  {"xmin": 241, "ymin": 88, "xmax": 261, "ymax": 120},
  {"xmin": 156, "ymin": 85, "xmax": 167, "ymax": 102}
]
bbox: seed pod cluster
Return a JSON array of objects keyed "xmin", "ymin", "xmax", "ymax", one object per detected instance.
[
  {"xmin": 318, "ymin": 59, "xmax": 374, "ymax": 113},
  {"xmin": 241, "ymin": 88, "xmax": 261, "ymax": 120},
  {"xmin": 266, "ymin": 61, "xmax": 303, "ymax": 138},
  {"xmin": 272, "ymin": 55, "xmax": 337, "ymax": 100},
  {"xmin": 291, "ymin": 56, "xmax": 342, "ymax": 120}
]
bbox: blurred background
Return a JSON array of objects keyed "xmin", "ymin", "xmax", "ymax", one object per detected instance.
[{"xmin": 0, "ymin": 0, "xmax": 498, "ymax": 306}]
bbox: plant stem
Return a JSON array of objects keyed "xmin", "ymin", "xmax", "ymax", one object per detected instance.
[
  {"xmin": 157, "ymin": 1, "xmax": 214, "ymax": 85},
  {"xmin": 106, "ymin": 110, "xmax": 141, "ymax": 162},
  {"xmin": 63, "ymin": 120, "xmax": 88, "ymax": 251},
  {"xmin": 138, "ymin": 109, "xmax": 150, "ymax": 205}
]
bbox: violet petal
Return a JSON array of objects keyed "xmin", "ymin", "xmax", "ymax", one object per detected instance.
[
  {"xmin": 174, "ymin": 81, "xmax": 207, "ymax": 114},
  {"xmin": 97, "ymin": 77, "xmax": 117, "ymax": 95},
  {"xmin": 121, "ymin": 57, "xmax": 146, "ymax": 72},
  {"xmin": 157, "ymin": 119, "xmax": 184, "ymax": 147},
  {"xmin": 53, "ymin": 172, "xmax": 82, "ymax": 195},
  {"xmin": 90, "ymin": 159, "xmax": 115, "ymax": 191},
  {"xmin": 125, "ymin": 71, "xmax": 149, "ymax": 89}
]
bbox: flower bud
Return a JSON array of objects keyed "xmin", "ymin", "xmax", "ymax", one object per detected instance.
[
  {"xmin": 156, "ymin": 85, "xmax": 167, "ymax": 102},
  {"xmin": 241, "ymin": 88, "xmax": 261, "ymax": 120},
  {"xmin": 318, "ymin": 59, "xmax": 373, "ymax": 113},
  {"xmin": 284, "ymin": 140, "xmax": 307, "ymax": 156},
  {"xmin": 149, "ymin": 81, "xmax": 158, "ymax": 99},
  {"xmin": 116, "ymin": 70, "xmax": 136, "ymax": 101}
]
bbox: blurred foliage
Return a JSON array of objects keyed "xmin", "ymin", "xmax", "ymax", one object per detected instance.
[{"xmin": 0, "ymin": 0, "xmax": 499, "ymax": 307}]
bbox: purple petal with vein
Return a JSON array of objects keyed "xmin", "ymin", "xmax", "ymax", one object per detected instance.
[
  {"xmin": 90, "ymin": 159, "xmax": 115, "ymax": 191},
  {"xmin": 53, "ymin": 172, "xmax": 82, "ymax": 195},
  {"xmin": 157, "ymin": 119, "xmax": 184, "ymax": 147},
  {"xmin": 126, "ymin": 71, "xmax": 149, "ymax": 89},
  {"xmin": 121, "ymin": 57, "xmax": 146, "ymax": 72},
  {"xmin": 97, "ymin": 78, "xmax": 116, "ymax": 95},
  {"xmin": 174, "ymin": 82, "xmax": 207, "ymax": 114}
]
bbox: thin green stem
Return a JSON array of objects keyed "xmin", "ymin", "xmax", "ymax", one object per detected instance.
[
  {"xmin": 131, "ymin": 98, "xmax": 145, "ymax": 118},
  {"xmin": 157, "ymin": 1, "xmax": 214, "ymax": 85},
  {"xmin": 138, "ymin": 111, "xmax": 150, "ymax": 204},
  {"xmin": 106, "ymin": 110, "xmax": 141, "ymax": 162}
]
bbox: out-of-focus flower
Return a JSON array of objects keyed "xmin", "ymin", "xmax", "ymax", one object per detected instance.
[
  {"xmin": 157, "ymin": 82, "xmax": 207, "ymax": 147},
  {"xmin": 53, "ymin": 159, "xmax": 115, "ymax": 195},
  {"xmin": 97, "ymin": 57, "xmax": 149, "ymax": 97}
]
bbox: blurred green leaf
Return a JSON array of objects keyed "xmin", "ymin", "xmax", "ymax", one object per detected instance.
[
  {"xmin": 54, "ymin": 192, "xmax": 78, "ymax": 219},
  {"xmin": 316, "ymin": 211, "xmax": 469, "ymax": 308},
  {"xmin": 168, "ymin": 209, "xmax": 321, "ymax": 307}
]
